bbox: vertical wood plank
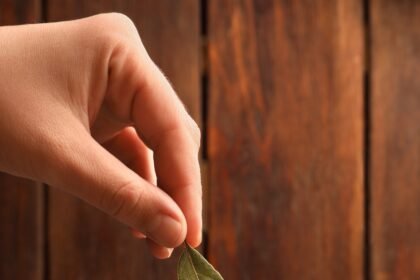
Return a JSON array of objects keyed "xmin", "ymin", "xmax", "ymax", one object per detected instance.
[
  {"xmin": 370, "ymin": 1, "xmax": 420, "ymax": 279},
  {"xmin": 0, "ymin": 176, "xmax": 44, "ymax": 280},
  {"xmin": 208, "ymin": 0, "xmax": 365, "ymax": 279},
  {"xmin": 0, "ymin": 0, "xmax": 39, "ymax": 24},
  {"xmin": 0, "ymin": 2, "xmax": 43, "ymax": 279},
  {"xmin": 46, "ymin": 1, "xmax": 200, "ymax": 279}
]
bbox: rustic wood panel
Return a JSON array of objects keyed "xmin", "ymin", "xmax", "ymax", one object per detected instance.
[
  {"xmin": 208, "ymin": 0, "xmax": 365, "ymax": 279},
  {"xmin": 0, "ymin": 175, "xmax": 44, "ymax": 280},
  {"xmin": 46, "ymin": 1, "xmax": 200, "ymax": 279},
  {"xmin": 0, "ymin": 1, "xmax": 43, "ymax": 279},
  {"xmin": 370, "ymin": 1, "xmax": 420, "ymax": 279},
  {"xmin": 0, "ymin": 0, "xmax": 39, "ymax": 24}
]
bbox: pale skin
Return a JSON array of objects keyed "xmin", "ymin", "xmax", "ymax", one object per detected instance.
[{"xmin": 0, "ymin": 13, "xmax": 202, "ymax": 259}]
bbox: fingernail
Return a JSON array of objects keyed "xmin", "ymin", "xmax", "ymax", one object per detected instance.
[
  {"xmin": 167, "ymin": 248, "xmax": 174, "ymax": 257},
  {"xmin": 147, "ymin": 215, "xmax": 182, "ymax": 247},
  {"xmin": 189, "ymin": 217, "xmax": 203, "ymax": 248},
  {"xmin": 132, "ymin": 230, "xmax": 146, "ymax": 239},
  {"xmin": 160, "ymin": 247, "xmax": 174, "ymax": 259},
  {"xmin": 195, "ymin": 231, "xmax": 203, "ymax": 247}
]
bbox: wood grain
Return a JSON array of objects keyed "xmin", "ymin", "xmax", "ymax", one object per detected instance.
[
  {"xmin": 0, "ymin": 0, "xmax": 39, "ymax": 25},
  {"xmin": 208, "ymin": 0, "xmax": 365, "ymax": 279},
  {"xmin": 0, "ymin": 175, "xmax": 44, "ymax": 280},
  {"xmin": 370, "ymin": 1, "xmax": 420, "ymax": 279},
  {"xmin": 0, "ymin": 1, "xmax": 43, "ymax": 279},
  {"xmin": 46, "ymin": 1, "xmax": 200, "ymax": 279}
]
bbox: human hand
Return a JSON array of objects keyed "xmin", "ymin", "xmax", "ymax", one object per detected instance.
[{"xmin": 0, "ymin": 13, "xmax": 201, "ymax": 259}]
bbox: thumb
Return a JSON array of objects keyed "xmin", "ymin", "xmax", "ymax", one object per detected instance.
[{"xmin": 47, "ymin": 131, "xmax": 187, "ymax": 248}]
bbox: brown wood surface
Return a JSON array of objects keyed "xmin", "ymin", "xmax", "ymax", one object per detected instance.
[
  {"xmin": 0, "ymin": 1, "xmax": 43, "ymax": 280},
  {"xmin": 0, "ymin": 0, "xmax": 39, "ymax": 24},
  {"xmin": 208, "ymin": 1, "xmax": 365, "ymax": 279},
  {"xmin": 370, "ymin": 1, "xmax": 420, "ymax": 279},
  {"xmin": 0, "ymin": 175, "xmax": 44, "ymax": 280},
  {"xmin": 46, "ymin": 1, "xmax": 200, "ymax": 279}
]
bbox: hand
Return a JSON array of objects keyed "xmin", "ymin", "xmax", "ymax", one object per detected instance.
[{"xmin": 0, "ymin": 13, "xmax": 202, "ymax": 259}]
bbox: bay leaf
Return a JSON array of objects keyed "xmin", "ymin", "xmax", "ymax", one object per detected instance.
[{"xmin": 177, "ymin": 243, "xmax": 223, "ymax": 280}]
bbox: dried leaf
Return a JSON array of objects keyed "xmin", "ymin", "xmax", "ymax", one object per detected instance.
[{"xmin": 177, "ymin": 243, "xmax": 223, "ymax": 280}]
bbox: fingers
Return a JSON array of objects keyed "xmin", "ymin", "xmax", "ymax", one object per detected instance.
[
  {"xmin": 147, "ymin": 239, "xmax": 174, "ymax": 259},
  {"xmin": 103, "ymin": 127, "xmax": 152, "ymax": 242},
  {"xmin": 105, "ymin": 45, "xmax": 203, "ymax": 247},
  {"xmin": 131, "ymin": 229, "xmax": 146, "ymax": 239},
  {"xmin": 103, "ymin": 126, "xmax": 173, "ymax": 258},
  {"xmin": 132, "ymin": 67, "xmax": 203, "ymax": 247},
  {"xmin": 49, "ymin": 130, "xmax": 187, "ymax": 249},
  {"xmin": 102, "ymin": 127, "xmax": 156, "ymax": 184}
]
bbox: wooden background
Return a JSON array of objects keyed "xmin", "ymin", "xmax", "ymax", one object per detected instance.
[{"xmin": 0, "ymin": 0, "xmax": 419, "ymax": 279}]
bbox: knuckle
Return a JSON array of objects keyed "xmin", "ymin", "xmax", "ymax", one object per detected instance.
[
  {"xmin": 106, "ymin": 13, "xmax": 137, "ymax": 33},
  {"xmin": 98, "ymin": 13, "xmax": 140, "ymax": 42},
  {"xmin": 83, "ymin": 13, "xmax": 142, "ymax": 48},
  {"xmin": 188, "ymin": 117, "xmax": 201, "ymax": 149},
  {"xmin": 95, "ymin": 13, "xmax": 135, "ymax": 30},
  {"xmin": 101, "ymin": 180, "xmax": 145, "ymax": 219}
]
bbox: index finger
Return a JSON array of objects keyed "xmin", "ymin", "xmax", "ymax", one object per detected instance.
[{"xmin": 106, "ymin": 41, "xmax": 202, "ymax": 247}]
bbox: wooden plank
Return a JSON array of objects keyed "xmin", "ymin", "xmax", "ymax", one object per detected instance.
[
  {"xmin": 208, "ymin": 0, "xmax": 365, "ymax": 279},
  {"xmin": 46, "ymin": 1, "xmax": 200, "ymax": 279},
  {"xmin": 370, "ymin": 1, "xmax": 420, "ymax": 279},
  {"xmin": 0, "ymin": 1, "xmax": 43, "ymax": 279},
  {"xmin": 0, "ymin": 176, "xmax": 44, "ymax": 280},
  {"xmin": 0, "ymin": 0, "xmax": 39, "ymax": 24}
]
